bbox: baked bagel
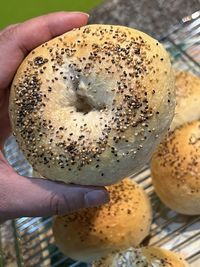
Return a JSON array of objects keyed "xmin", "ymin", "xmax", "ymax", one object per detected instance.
[
  {"xmin": 151, "ymin": 121, "xmax": 200, "ymax": 215},
  {"xmin": 9, "ymin": 25, "xmax": 175, "ymax": 185},
  {"xmin": 92, "ymin": 246, "xmax": 189, "ymax": 267},
  {"xmin": 170, "ymin": 71, "xmax": 200, "ymax": 131},
  {"xmin": 53, "ymin": 178, "xmax": 152, "ymax": 262}
]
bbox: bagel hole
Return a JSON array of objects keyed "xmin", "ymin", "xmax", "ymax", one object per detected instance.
[{"xmin": 76, "ymin": 94, "xmax": 93, "ymax": 114}]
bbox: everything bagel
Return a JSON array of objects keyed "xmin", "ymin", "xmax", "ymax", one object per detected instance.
[{"xmin": 9, "ymin": 25, "xmax": 175, "ymax": 185}]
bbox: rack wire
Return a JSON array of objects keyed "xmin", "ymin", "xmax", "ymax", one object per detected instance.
[{"xmin": 1, "ymin": 10, "xmax": 200, "ymax": 267}]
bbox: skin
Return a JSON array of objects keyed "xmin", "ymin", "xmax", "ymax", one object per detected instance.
[{"xmin": 0, "ymin": 12, "xmax": 109, "ymax": 223}]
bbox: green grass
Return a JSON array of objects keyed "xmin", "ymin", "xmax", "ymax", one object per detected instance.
[{"xmin": 0, "ymin": 0, "xmax": 103, "ymax": 29}]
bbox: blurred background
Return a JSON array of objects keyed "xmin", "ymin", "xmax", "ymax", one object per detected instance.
[
  {"xmin": 0, "ymin": 0, "xmax": 104, "ymax": 29},
  {"xmin": 1, "ymin": 0, "xmax": 199, "ymax": 40}
]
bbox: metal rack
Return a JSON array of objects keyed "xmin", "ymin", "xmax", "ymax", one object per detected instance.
[{"xmin": 1, "ymin": 10, "xmax": 200, "ymax": 267}]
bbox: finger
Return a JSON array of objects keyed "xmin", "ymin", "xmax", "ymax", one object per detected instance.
[
  {"xmin": 5, "ymin": 12, "xmax": 89, "ymax": 53},
  {"xmin": 0, "ymin": 23, "xmax": 20, "ymax": 33},
  {"xmin": 0, "ymin": 171, "xmax": 109, "ymax": 221},
  {"xmin": 0, "ymin": 88, "xmax": 11, "ymax": 148},
  {"xmin": 0, "ymin": 12, "xmax": 89, "ymax": 90}
]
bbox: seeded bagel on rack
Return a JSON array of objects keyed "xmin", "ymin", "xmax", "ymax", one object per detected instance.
[
  {"xmin": 53, "ymin": 178, "xmax": 152, "ymax": 262},
  {"xmin": 151, "ymin": 121, "xmax": 200, "ymax": 215},
  {"xmin": 92, "ymin": 247, "xmax": 189, "ymax": 267},
  {"xmin": 170, "ymin": 71, "xmax": 200, "ymax": 131},
  {"xmin": 9, "ymin": 25, "xmax": 175, "ymax": 185}
]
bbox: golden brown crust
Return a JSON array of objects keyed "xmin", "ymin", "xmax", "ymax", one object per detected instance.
[
  {"xmin": 9, "ymin": 24, "xmax": 175, "ymax": 185},
  {"xmin": 53, "ymin": 178, "xmax": 152, "ymax": 262},
  {"xmin": 151, "ymin": 121, "xmax": 200, "ymax": 215},
  {"xmin": 170, "ymin": 71, "xmax": 200, "ymax": 131},
  {"xmin": 92, "ymin": 247, "xmax": 189, "ymax": 267},
  {"xmin": 141, "ymin": 247, "xmax": 189, "ymax": 267}
]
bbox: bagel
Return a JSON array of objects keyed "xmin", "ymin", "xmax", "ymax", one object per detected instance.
[
  {"xmin": 170, "ymin": 71, "xmax": 200, "ymax": 131},
  {"xmin": 53, "ymin": 178, "xmax": 152, "ymax": 262},
  {"xmin": 92, "ymin": 246, "xmax": 189, "ymax": 267},
  {"xmin": 151, "ymin": 121, "xmax": 200, "ymax": 215},
  {"xmin": 9, "ymin": 24, "xmax": 175, "ymax": 185}
]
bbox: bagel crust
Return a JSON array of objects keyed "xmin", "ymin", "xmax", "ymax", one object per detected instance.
[
  {"xmin": 9, "ymin": 25, "xmax": 175, "ymax": 185},
  {"xmin": 151, "ymin": 121, "xmax": 200, "ymax": 215},
  {"xmin": 92, "ymin": 246, "xmax": 189, "ymax": 267},
  {"xmin": 170, "ymin": 71, "xmax": 200, "ymax": 131},
  {"xmin": 53, "ymin": 178, "xmax": 152, "ymax": 262}
]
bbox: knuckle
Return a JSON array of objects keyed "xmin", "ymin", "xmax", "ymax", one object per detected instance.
[
  {"xmin": 49, "ymin": 192, "xmax": 59, "ymax": 214},
  {"xmin": 49, "ymin": 192, "xmax": 72, "ymax": 215},
  {"xmin": 0, "ymin": 24, "xmax": 18, "ymax": 42}
]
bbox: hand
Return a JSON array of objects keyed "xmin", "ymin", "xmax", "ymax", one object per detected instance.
[{"xmin": 0, "ymin": 12, "xmax": 109, "ymax": 222}]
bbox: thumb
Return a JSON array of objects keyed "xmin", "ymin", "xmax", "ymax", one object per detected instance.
[{"xmin": 0, "ymin": 156, "xmax": 109, "ymax": 221}]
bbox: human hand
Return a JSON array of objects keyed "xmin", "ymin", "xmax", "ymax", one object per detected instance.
[{"xmin": 0, "ymin": 12, "xmax": 109, "ymax": 222}]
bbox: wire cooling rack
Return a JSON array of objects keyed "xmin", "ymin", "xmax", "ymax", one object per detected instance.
[{"xmin": 0, "ymin": 10, "xmax": 200, "ymax": 267}]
